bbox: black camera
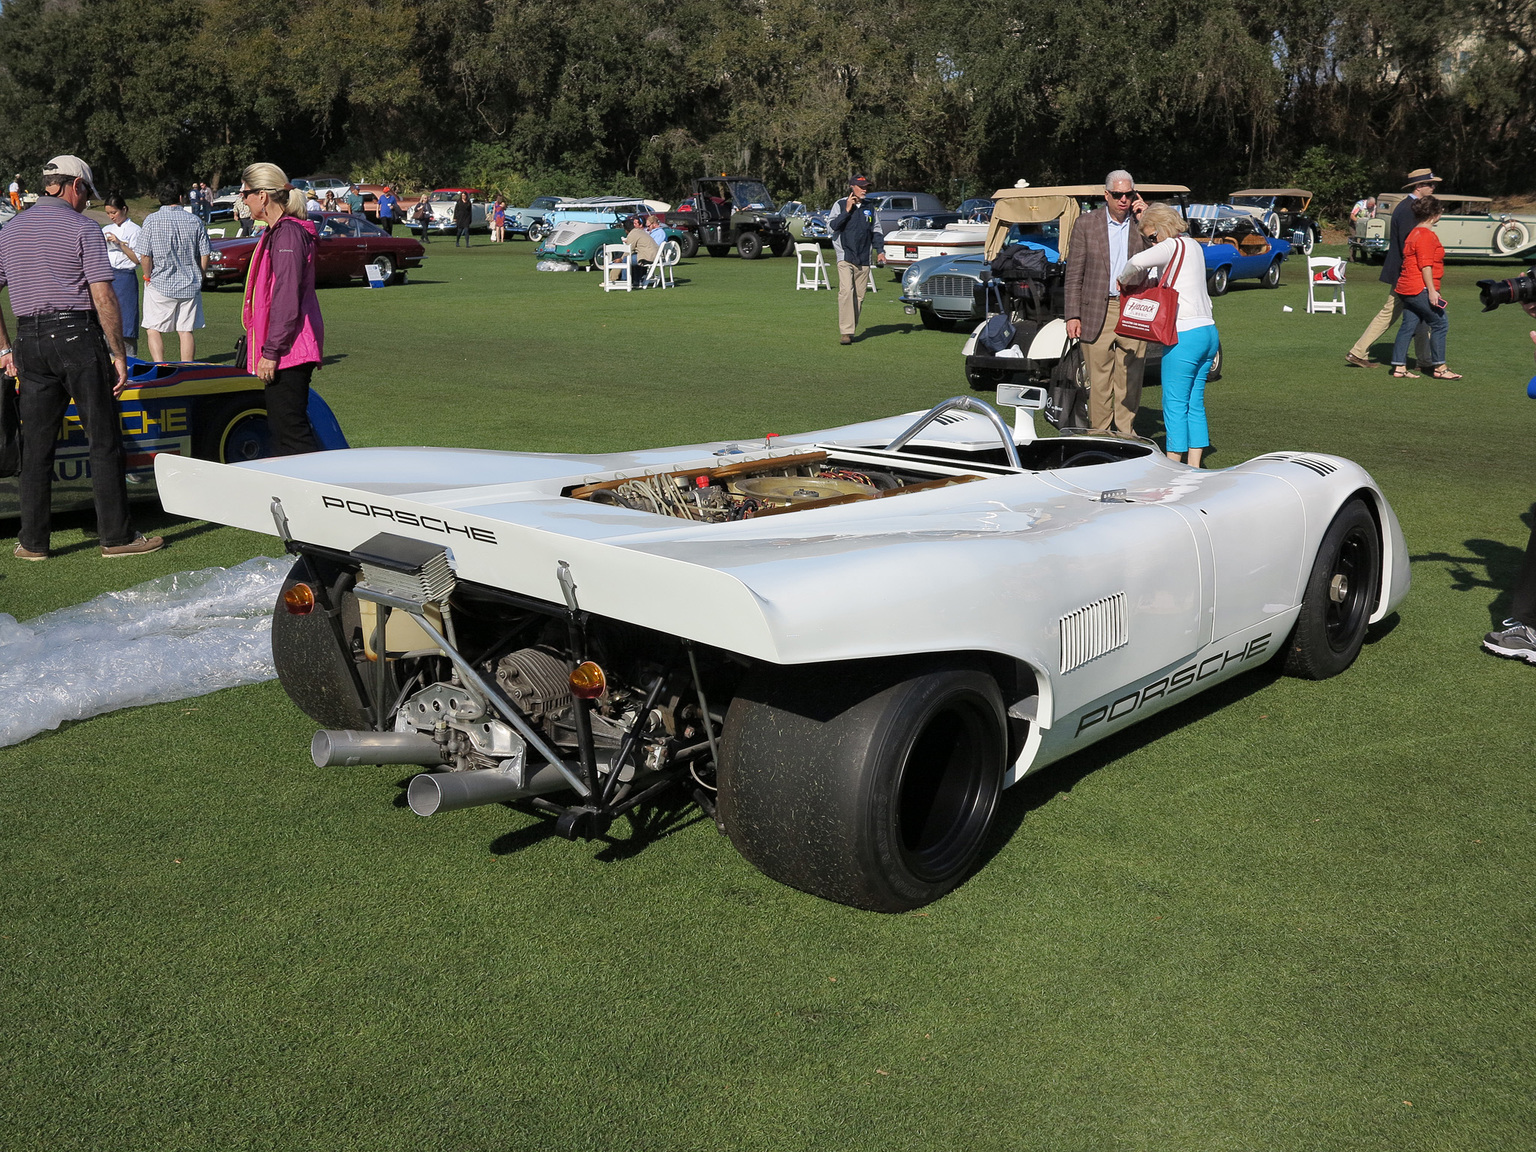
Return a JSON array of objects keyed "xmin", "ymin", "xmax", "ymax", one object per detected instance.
[{"xmin": 1477, "ymin": 269, "xmax": 1536, "ymax": 311}]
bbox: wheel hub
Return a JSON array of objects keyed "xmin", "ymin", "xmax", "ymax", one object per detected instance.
[{"xmin": 1330, "ymin": 573, "xmax": 1349, "ymax": 603}]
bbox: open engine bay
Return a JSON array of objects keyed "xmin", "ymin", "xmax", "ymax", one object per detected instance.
[{"xmin": 562, "ymin": 434, "xmax": 1153, "ymax": 522}]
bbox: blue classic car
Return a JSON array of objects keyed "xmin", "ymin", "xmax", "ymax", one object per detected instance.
[
  {"xmin": 1184, "ymin": 205, "xmax": 1296, "ymax": 295},
  {"xmin": 0, "ymin": 358, "xmax": 347, "ymax": 518}
]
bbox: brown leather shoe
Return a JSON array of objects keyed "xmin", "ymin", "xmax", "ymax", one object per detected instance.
[
  {"xmin": 101, "ymin": 534, "xmax": 165, "ymax": 558},
  {"xmin": 1344, "ymin": 352, "xmax": 1376, "ymax": 368},
  {"xmin": 839, "ymin": 334, "xmax": 852, "ymax": 345},
  {"xmin": 13, "ymin": 543, "xmax": 47, "ymax": 561}
]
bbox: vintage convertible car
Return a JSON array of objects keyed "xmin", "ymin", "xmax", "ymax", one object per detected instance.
[
  {"xmin": 1, "ymin": 358, "xmax": 347, "ymax": 519},
  {"xmin": 420, "ymin": 188, "xmax": 489, "ymax": 233},
  {"xmin": 154, "ymin": 390, "xmax": 1407, "ymax": 912},
  {"xmin": 509, "ymin": 195, "xmax": 573, "ymax": 240},
  {"xmin": 1350, "ymin": 192, "xmax": 1536, "ymax": 262},
  {"xmin": 534, "ymin": 212, "xmax": 691, "ymax": 270},
  {"xmin": 204, "ymin": 213, "xmax": 426, "ymax": 287},
  {"xmin": 1228, "ymin": 189, "xmax": 1320, "ymax": 254},
  {"xmin": 1184, "ymin": 205, "xmax": 1295, "ymax": 295}
]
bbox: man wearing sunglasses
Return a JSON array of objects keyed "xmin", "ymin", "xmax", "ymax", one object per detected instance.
[{"xmin": 1064, "ymin": 170, "xmax": 1151, "ymax": 437}]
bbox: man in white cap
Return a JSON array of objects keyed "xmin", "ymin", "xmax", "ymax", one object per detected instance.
[
  {"xmin": 0, "ymin": 156, "xmax": 163, "ymax": 559},
  {"xmin": 1345, "ymin": 168, "xmax": 1439, "ymax": 370}
]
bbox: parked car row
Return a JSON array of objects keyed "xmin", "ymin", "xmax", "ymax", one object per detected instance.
[
  {"xmin": 203, "ymin": 212, "xmax": 426, "ymax": 288},
  {"xmin": 1349, "ymin": 191, "xmax": 1536, "ymax": 263}
]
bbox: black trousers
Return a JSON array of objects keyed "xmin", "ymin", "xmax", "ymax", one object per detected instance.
[
  {"xmin": 15, "ymin": 312, "xmax": 134, "ymax": 550},
  {"xmin": 264, "ymin": 364, "xmax": 321, "ymax": 456},
  {"xmin": 455, "ymin": 225, "xmax": 470, "ymax": 247},
  {"xmin": 1512, "ymin": 516, "xmax": 1536, "ymax": 627},
  {"xmin": 380, "ymin": 219, "xmax": 394, "ymax": 235}
]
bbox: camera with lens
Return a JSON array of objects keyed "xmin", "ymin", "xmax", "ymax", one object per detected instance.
[{"xmin": 1477, "ymin": 268, "xmax": 1536, "ymax": 311}]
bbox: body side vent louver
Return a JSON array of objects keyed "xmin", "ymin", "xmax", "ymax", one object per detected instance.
[{"xmin": 1060, "ymin": 592, "xmax": 1128, "ymax": 673}]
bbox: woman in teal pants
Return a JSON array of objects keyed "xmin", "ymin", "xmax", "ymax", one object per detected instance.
[{"xmin": 1119, "ymin": 203, "xmax": 1220, "ymax": 467}]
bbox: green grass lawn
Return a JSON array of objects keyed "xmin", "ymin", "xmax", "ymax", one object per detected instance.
[{"xmin": 2, "ymin": 241, "xmax": 1534, "ymax": 1151}]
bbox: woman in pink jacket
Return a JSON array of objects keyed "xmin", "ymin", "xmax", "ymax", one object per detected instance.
[{"xmin": 238, "ymin": 162, "xmax": 325, "ymax": 454}]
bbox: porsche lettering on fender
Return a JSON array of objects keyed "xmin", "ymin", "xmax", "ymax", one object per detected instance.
[{"xmin": 1075, "ymin": 633, "xmax": 1272, "ymax": 737}]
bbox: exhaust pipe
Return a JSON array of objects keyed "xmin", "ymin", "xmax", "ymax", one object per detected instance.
[
  {"xmin": 312, "ymin": 729, "xmax": 447, "ymax": 768},
  {"xmin": 408, "ymin": 763, "xmax": 569, "ymax": 816}
]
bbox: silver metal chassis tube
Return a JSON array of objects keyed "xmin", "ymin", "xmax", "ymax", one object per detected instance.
[
  {"xmin": 312, "ymin": 729, "xmax": 446, "ymax": 767},
  {"xmin": 883, "ymin": 395, "xmax": 1023, "ymax": 469},
  {"xmin": 408, "ymin": 763, "xmax": 569, "ymax": 816},
  {"xmin": 350, "ymin": 586, "xmax": 591, "ymax": 798},
  {"xmin": 686, "ymin": 644, "xmax": 721, "ymax": 770}
]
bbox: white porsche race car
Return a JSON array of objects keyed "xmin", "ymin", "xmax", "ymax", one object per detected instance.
[{"xmin": 155, "ymin": 391, "xmax": 1409, "ymax": 912}]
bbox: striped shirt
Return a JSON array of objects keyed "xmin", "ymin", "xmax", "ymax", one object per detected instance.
[
  {"xmin": 134, "ymin": 205, "xmax": 210, "ymax": 300},
  {"xmin": 0, "ymin": 195, "xmax": 115, "ymax": 315}
]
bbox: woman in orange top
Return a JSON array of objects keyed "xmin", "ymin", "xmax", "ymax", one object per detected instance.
[{"xmin": 1391, "ymin": 195, "xmax": 1460, "ymax": 379}]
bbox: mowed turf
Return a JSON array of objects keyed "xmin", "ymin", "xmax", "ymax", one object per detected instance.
[{"xmin": 2, "ymin": 240, "xmax": 1533, "ymax": 1151}]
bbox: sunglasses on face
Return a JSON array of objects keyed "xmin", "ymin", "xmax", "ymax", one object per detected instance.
[{"xmin": 1108, "ymin": 190, "xmax": 1136, "ymax": 200}]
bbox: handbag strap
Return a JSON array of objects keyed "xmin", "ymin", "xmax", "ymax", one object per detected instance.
[{"xmin": 1161, "ymin": 236, "xmax": 1187, "ymax": 287}]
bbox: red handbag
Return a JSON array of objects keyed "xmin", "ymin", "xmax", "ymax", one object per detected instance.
[{"xmin": 1115, "ymin": 237, "xmax": 1188, "ymax": 345}]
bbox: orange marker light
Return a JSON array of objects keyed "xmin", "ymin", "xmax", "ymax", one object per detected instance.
[
  {"xmin": 282, "ymin": 583, "xmax": 315, "ymax": 615},
  {"xmin": 570, "ymin": 661, "xmax": 606, "ymax": 699}
]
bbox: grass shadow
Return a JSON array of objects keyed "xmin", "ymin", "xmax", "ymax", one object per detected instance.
[
  {"xmin": 1412, "ymin": 506, "xmax": 1533, "ymax": 625},
  {"xmin": 857, "ymin": 323, "xmax": 919, "ymax": 340}
]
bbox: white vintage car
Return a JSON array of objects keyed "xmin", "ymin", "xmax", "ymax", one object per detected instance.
[
  {"xmin": 1351, "ymin": 192, "xmax": 1536, "ymax": 262},
  {"xmin": 880, "ymin": 220, "xmax": 990, "ymax": 270},
  {"xmin": 155, "ymin": 391, "xmax": 1408, "ymax": 912}
]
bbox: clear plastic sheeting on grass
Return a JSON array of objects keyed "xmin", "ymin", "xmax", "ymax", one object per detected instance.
[{"xmin": 0, "ymin": 555, "xmax": 291, "ymax": 747}]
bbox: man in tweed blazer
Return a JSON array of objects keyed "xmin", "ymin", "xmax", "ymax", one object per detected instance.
[{"xmin": 1065, "ymin": 171, "xmax": 1151, "ymax": 437}]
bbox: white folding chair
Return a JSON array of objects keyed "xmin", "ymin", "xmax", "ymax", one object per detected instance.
[
  {"xmin": 599, "ymin": 243, "xmax": 633, "ymax": 292},
  {"xmin": 1306, "ymin": 256, "xmax": 1347, "ymax": 314},
  {"xmin": 794, "ymin": 242, "xmax": 829, "ymax": 290},
  {"xmin": 643, "ymin": 241, "xmax": 680, "ymax": 289},
  {"xmin": 206, "ymin": 227, "xmax": 227, "ymax": 238}
]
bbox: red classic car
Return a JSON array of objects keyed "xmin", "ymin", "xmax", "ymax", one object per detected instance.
[{"xmin": 203, "ymin": 213, "xmax": 427, "ymax": 289}]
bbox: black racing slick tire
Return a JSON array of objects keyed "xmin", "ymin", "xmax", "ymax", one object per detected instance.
[
  {"xmin": 1283, "ymin": 498, "xmax": 1382, "ymax": 680},
  {"xmin": 737, "ymin": 232, "xmax": 763, "ymax": 260},
  {"xmin": 718, "ymin": 661, "xmax": 1006, "ymax": 912},
  {"xmin": 272, "ymin": 555, "xmax": 374, "ymax": 730}
]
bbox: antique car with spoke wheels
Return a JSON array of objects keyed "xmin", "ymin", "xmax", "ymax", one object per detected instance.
[
  {"xmin": 1351, "ymin": 192, "xmax": 1536, "ymax": 262},
  {"xmin": 156, "ymin": 391, "xmax": 1408, "ymax": 912},
  {"xmin": 1228, "ymin": 189, "xmax": 1320, "ymax": 253}
]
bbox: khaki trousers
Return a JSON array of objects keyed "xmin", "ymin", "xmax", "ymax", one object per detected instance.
[
  {"xmin": 837, "ymin": 261, "xmax": 870, "ymax": 335},
  {"xmin": 1084, "ymin": 299, "xmax": 1147, "ymax": 437},
  {"xmin": 1350, "ymin": 291, "xmax": 1429, "ymax": 363}
]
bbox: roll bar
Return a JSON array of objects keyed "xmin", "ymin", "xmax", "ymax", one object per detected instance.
[{"xmin": 882, "ymin": 395, "xmax": 1023, "ymax": 469}]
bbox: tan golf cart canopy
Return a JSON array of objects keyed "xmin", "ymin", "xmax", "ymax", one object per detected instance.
[
  {"xmin": 1230, "ymin": 188, "xmax": 1313, "ymax": 201},
  {"xmin": 984, "ymin": 184, "xmax": 1191, "ymax": 260}
]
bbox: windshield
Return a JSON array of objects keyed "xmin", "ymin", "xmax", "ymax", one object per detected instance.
[
  {"xmin": 430, "ymin": 191, "xmax": 470, "ymax": 202},
  {"xmin": 727, "ymin": 181, "xmax": 775, "ymax": 211},
  {"xmin": 1229, "ymin": 196, "xmax": 1273, "ymax": 209}
]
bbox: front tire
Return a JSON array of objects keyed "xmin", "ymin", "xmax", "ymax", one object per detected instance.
[
  {"xmin": 1261, "ymin": 259, "xmax": 1282, "ymax": 289},
  {"xmin": 921, "ymin": 308, "xmax": 957, "ymax": 332},
  {"xmin": 769, "ymin": 236, "xmax": 792, "ymax": 257},
  {"xmin": 527, "ymin": 221, "xmax": 548, "ymax": 243},
  {"xmin": 371, "ymin": 254, "xmax": 395, "ymax": 283},
  {"xmin": 676, "ymin": 231, "xmax": 699, "ymax": 259},
  {"xmin": 719, "ymin": 662, "xmax": 1006, "ymax": 912},
  {"xmin": 706, "ymin": 244, "xmax": 730, "ymax": 258},
  {"xmin": 1283, "ymin": 498, "xmax": 1382, "ymax": 680},
  {"xmin": 737, "ymin": 231, "xmax": 763, "ymax": 260},
  {"xmin": 1208, "ymin": 266, "xmax": 1230, "ymax": 296}
]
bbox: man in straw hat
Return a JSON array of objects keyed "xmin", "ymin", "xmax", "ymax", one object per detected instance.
[{"xmin": 1345, "ymin": 168, "xmax": 1440, "ymax": 370}]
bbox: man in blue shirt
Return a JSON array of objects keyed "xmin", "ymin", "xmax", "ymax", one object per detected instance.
[
  {"xmin": 828, "ymin": 176, "xmax": 874, "ymax": 344},
  {"xmin": 134, "ymin": 183, "xmax": 210, "ymax": 363},
  {"xmin": 377, "ymin": 187, "xmax": 398, "ymax": 235}
]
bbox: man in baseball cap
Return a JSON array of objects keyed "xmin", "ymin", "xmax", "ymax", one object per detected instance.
[
  {"xmin": 830, "ymin": 176, "xmax": 875, "ymax": 343},
  {"xmin": 40, "ymin": 155, "xmax": 99, "ymax": 200},
  {"xmin": 0, "ymin": 153, "xmax": 163, "ymax": 559}
]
